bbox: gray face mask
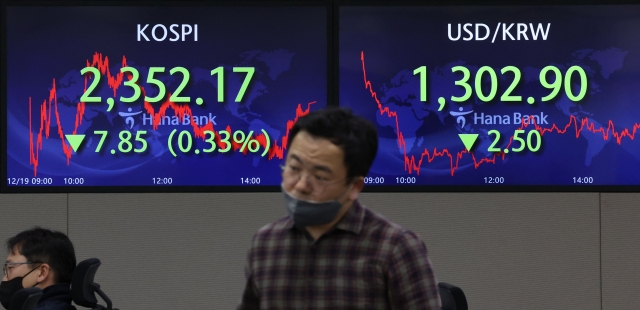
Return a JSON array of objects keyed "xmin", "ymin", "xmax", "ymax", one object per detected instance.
[{"xmin": 283, "ymin": 187, "xmax": 350, "ymax": 228}]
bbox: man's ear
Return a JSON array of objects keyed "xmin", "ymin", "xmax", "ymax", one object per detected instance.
[
  {"xmin": 35, "ymin": 264, "xmax": 50, "ymax": 284},
  {"xmin": 349, "ymin": 176, "xmax": 365, "ymax": 201}
]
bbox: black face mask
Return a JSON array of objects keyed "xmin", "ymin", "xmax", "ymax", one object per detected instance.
[{"xmin": 0, "ymin": 266, "xmax": 39, "ymax": 310}]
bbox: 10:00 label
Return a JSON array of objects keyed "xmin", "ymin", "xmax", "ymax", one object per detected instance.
[
  {"xmin": 396, "ymin": 177, "xmax": 416, "ymax": 184},
  {"xmin": 64, "ymin": 178, "xmax": 84, "ymax": 185}
]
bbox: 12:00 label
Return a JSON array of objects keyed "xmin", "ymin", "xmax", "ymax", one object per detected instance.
[
  {"xmin": 484, "ymin": 177, "xmax": 505, "ymax": 184},
  {"xmin": 153, "ymin": 178, "xmax": 173, "ymax": 185}
]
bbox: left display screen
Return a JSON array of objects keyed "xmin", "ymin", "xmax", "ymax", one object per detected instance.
[{"xmin": 4, "ymin": 5, "xmax": 327, "ymax": 189}]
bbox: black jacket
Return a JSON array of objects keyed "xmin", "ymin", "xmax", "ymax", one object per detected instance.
[{"xmin": 35, "ymin": 283, "xmax": 77, "ymax": 310}]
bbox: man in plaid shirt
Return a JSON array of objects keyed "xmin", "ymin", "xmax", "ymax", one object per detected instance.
[{"xmin": 239, "ymin": 107, "xmax": 441, "ymax": 309}]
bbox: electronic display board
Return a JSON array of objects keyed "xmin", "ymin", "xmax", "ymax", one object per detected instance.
[
  {"xmin": 340, "ymin": 4, "xmax": 640, "ymax": 190},
  {"xmin": 3, "ymin": 3, "xmax": 327, "ymax": 191}
]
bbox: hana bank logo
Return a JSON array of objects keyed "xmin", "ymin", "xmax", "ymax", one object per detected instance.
[
  {"xmin": 450, "ymin": 107, "xmax": 473, "ymax": 128},
  {"xmin": 119, "ymin": 108, "xmax": 143, "ymax": 129}
]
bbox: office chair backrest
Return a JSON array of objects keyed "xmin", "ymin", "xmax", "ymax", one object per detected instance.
[
  {"xmin": 8, "ymin": 287, "xmax": 42, "ymax": 310},
  {"xmin": 71, "ymin": 258, "xmax": 101, "ymax": 308},
  {"xmin": 71, "ymin": 258, "xmax": 118, "ymax": 310},
  {"xmin": 439, "ymin": 285, "xmax": 456, "ymax": 310},
  {"xmin": 438, "ymin": 282, "xmax": 468, "ymax": 310}
]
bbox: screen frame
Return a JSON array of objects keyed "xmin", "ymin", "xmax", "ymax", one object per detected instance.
[
  {"xmin": 336, "ymin": 0, "xmax": 640, "ymax": 193},
  {"xmin": 3, "ymin": 0, "xmax": 639, "ymax": 193},
  {"xmin": 1, "ymin": 0, "xmax": 334, "ymax": 193}
]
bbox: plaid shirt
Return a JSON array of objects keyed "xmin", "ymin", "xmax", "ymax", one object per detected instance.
[{"xmin": 238, "ymin": 200, "xmax": 441, "ymax": 310}]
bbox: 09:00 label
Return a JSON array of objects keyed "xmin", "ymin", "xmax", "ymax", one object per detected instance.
[
  {"xmin": 364, "ymin": 177, "xmax": 385, "ymax": 184},
  {"xmin": 7, "ymin": 177, "xmax": 53, "ymax": 185}
]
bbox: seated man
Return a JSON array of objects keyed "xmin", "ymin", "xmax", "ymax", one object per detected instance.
[
  {"xmin": 239, "ymin": 107, "xmax": 441, "ymax": 309},
  {"xmin": 1, "ymin": 227, "xmax": 77, "ymax": 310}
]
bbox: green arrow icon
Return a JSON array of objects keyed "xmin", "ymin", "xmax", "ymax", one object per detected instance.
[
  {"xmin": 65, "ymin": 134, "xmax": 86, "ymax": 152},
  {"xmin": 458, "ymin": 133, "xmax": 478, "ymax": 152}
]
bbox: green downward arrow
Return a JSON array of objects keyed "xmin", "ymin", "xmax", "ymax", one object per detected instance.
[
  {"xmin": 458, "ymin": 133, "xmax": 478, "ymax": 152},
  {"xmin": 65, "ymin": 134, "xmax": 86, "ymax": 152}
]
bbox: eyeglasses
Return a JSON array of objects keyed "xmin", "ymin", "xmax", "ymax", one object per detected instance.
[
  {"xmin": 3, "ymin": 262, "xmax": 36, "ymax": 277},
  {"xmin": 281, "ymin": 164, "xmax": 348, "ymax": 195}
]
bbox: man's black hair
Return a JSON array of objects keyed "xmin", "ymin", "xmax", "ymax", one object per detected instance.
[
  {"xmin": 6, "ymin": 227, "xmax": 76, "ymax": 284},
  {"xmin": 288, "ymin": 107, "xmax": 378, "ymax": 181}
]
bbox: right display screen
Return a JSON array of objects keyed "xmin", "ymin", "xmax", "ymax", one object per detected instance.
[{"xmin": 340, "ymin": 5, "xmax": 640, "ymax": 189}]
